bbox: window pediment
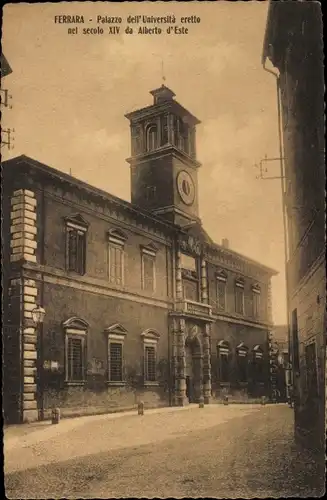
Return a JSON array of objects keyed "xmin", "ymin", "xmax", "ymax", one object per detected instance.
[
  {"xmin": 141, "ymin": 329, "xmax": 160, "ymax": 341},
  {"xmin": 62, "ymin": 316, "xmax": 89, "ymax": 331},
  {"xmin": 65, "ymin": 214, "xmax": 89, "ymax": 231},
  {"xmin": 108, "ymin": 228, "xmax": 127, "ymax": 245},
  {"xmin": 141, "ymin": 243, "xmax": 158, "ymax": 256},
  {"xmin": 217, "ymin": 340, "xmax": 230, "ymax": 355},
  {"xmin": 253, "ymin": 344, "xmax": 264, "ymax": 359},
  {"xmin": 104, "ymin": 323, "xmax": 128, "ymax": 337},
  {"xmin": 235, "ymin": 277, "xmax": 245, "ymax": 288},
  {"xmin": 218, "ymin": 340, "xmax": 230, "ymax": 348},
  {"xmin": 236, "ymin": 342, "xmax": 248, "ymax": 356},
  {"xmin": 216, "ymin": 270, "xmax": 227, "ymax": 282}
]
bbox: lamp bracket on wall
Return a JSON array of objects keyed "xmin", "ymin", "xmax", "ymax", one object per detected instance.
[{"xmin": 255, "ymin": 155, "xmax": 285, "ymax": 180}]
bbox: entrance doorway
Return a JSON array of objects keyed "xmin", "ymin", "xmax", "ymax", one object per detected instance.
[{"xmin": 185, "ymin": 336, "xmax": 202, "ymax": 403}]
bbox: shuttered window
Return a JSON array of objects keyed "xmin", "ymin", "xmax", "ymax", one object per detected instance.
[
  {"xmin": 67, "ymin": 337, "xmax": 85, "ymax": 381},
  {"xmin": 217, "ymin": 344, "xmax": 230, "ymax": 383},
  {"xmin": 145, "ymin": 346, "xmax": 156, "ymax": 382},
  {"xmin": 109, "ymin": 342, "xmax": 123, "ymax": 382},
  {"xmin": 109, "ymin": 244, "xmax": 124, "ymax": 285},
  {"xmin": 217, "ymin": 279, "xmax": 226, "ymax": 311},
  {"xmin": 237, "ymin": 346, "xmax": 248, "ymax": 383},
  {"xmin": 67, "ymin": 229, "xmax": 86, "ymax": 275},
  {"xmin": 252, "ymin": 287, "xmax": 261, "ymax": 318},
  {"xmin": 235, "ymin": 281, "xmax": 245, "ymax": 315}
]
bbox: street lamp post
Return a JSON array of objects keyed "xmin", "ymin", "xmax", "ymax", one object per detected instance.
[{"xmin": 31, "ymin": 306, "xmax": 46, "ymax": 420}]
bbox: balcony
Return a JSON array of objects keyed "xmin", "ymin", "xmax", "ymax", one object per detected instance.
[{"xmin": 174, "ymin": 299, "xmax": 213, "ymax": 320}]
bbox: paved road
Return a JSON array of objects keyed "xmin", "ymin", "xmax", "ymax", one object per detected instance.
[{"xmin": 4, "ymin": 404, "xmax": 325, "ymax": 498}]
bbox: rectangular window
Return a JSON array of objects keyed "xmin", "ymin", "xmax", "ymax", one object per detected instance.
[
  {"xmin": 142, "ymin": 253, "xmax": 156, "ymax": 291},
  {"xmin": 237, "ymin": 351, "xmax": 248, "ymax": 383},
  {"xmin": 109, "ymin": 342, "xmax": 123, "ymax": 382},
  {"xmin": 67, "ymin": 337, "xmax": 85, "ymax": 382},
  {"xmin": 235, "ymin": 283, "xmax": 244, "ymax": 315},
  {"xmin": 145, "ymin": 345, "xmax": 156, "ymax": 382},
  {"xmin": 67, "ymin": 228, "xmax": 86, "ymax": 275},
  {"xmin": 217, "ymin": 348, "xmax": 230, "ymax": 383},
  {"xmin": 252, "ymin": 356, "xmax": 264, "ymax": 384},
  {"xmin": 217, "ymin": 279, "xmax": 226, "ymax": 311},
  {"xmin": 252, "ymin": 288, "xmax": 261, "ymax": 318},
  {"xmin": 109, "ymin": 243, "xmax": 124, "ymax": 285}
]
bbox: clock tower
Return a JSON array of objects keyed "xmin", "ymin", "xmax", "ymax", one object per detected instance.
[{"xmin": 125, "ymin": 85, "xmax": 201, "ymax": 226}]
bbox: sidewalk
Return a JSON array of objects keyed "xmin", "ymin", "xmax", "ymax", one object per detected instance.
[
  {"xmin": 4, "ymin": 402, "xmax": 270, "ymax": 450},
  {"xmin": 4, "ymin": 404, "xmax": 198, "ymax": 451},
  {"xmin": 4, "ymin": 403, "xmax": 264, "ymax": 474}
]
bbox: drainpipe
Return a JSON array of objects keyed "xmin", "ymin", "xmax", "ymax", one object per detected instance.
[{"xmin": 262, "ymin": 58, "xmax": 292, "ymax": 391}]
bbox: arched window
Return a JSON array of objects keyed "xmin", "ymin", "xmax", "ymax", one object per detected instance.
[
  {"xmin": 146, "ymin": 124, "xmax": 158, "ymax": 152},
  {"xmin": 217, "ymin": 340, "xmax": 231, "ymax": 383}
]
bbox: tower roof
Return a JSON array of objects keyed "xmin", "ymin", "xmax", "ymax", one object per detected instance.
[
  {"xmin": 150, "ymin": 85, "xmax": 176, "ymax": 104},
  {"xmin": 125, "ymin": 86, "xmax": 200, "ymax": 126}
]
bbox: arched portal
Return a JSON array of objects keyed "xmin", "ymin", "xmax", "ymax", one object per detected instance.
[{"xmin": 185, "ymin": 335, "xmax": 203, "ymax": 403}]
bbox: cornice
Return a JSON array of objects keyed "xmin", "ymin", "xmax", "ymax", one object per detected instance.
[
  {"xmin": 213, "ymin": 312, "xmax": 273, "ymax": 331},
  {"xmin": 21, "ymin": 262, "xmax": 174, "ymax": 310},
  {"xmin": 125, "ymin": 99, "xmax": 200, "ymax": 126},
  {"xmin": 126, "ymin": 145, "xmax": 201, "ymax": 169}
]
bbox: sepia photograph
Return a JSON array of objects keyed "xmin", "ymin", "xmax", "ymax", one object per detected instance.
[{"xmin": 1, "ymin": 1, "xmax": 325, "ymax": 498}]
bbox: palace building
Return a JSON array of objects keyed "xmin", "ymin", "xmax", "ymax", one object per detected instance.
[
  {"xmin": 262, "ymin": 1, "xmax": 325, "ymax": 452},
  {"xmin": 2, "ymin": 85, "xmax": 277, "ymax": 423}
]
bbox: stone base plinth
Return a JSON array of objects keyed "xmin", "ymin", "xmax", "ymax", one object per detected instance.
[{"xmin": 23, "ymin": 409, "xmax": 39, "ymax": 423}]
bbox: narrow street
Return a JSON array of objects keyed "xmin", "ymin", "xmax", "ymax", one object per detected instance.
[{"xmin": 5, "ymin": 404, "xmax": 324, "ymax": 499}]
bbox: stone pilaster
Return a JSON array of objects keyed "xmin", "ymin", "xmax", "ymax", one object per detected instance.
[
  {"xmin": 200, "ymin": 258, "xmax": 208, "ymax": 303},
  {"xmin": 171, "ymin": 318, "xmax": 178, "ymax": 406},
  {"xmin": 203, "ymin": 323, "xmax": 212, "ymax": 404},
  {"xmin": 176, "ymin": 247, "xmax": 183, "ymax": 300},
  {"xmin": 175, "ymin": 317, "xmax": 187, "ymax": 406},
  {"xmin": 10, "ymin": 188, "xmax": 39, "ymax": 422},
  {"xmin": 10, "ymin": 189, "xmax": 37, "ymax": 264},
  {"xmin": 22, "ymin": 278, "xmax": 39, "ymax": 422}
]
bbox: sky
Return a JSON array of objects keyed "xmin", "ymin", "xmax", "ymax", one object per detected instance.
[{"xmin": 2, "ymin": 1, "xmax": 287, "ymax": 324}]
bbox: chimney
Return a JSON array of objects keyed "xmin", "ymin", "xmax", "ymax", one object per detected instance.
[{"xmin": 222, "ymin": 238, "xmax": 229, "ymax": 249}]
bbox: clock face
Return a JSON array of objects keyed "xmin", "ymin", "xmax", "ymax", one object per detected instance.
[{"xmin": 177, "ymin": 170, "xmax": 195, "ymax": 206}]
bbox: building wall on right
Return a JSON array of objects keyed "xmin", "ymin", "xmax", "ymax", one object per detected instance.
[{"xmin": 263, "ymin": 1, "xmax": 325, "ymax": 452}]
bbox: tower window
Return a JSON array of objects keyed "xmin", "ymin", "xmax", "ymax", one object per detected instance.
[{"xmin": 146, "ymin": 124, "xmax": 158, "ymax": 152}]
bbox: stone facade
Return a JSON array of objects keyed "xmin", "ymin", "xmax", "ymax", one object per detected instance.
[
  {"xmin": 263, "ymin": 2, "xmax": 325, "ymax": 451},
  {"xmin": 2, "ymin": 87, "xmax": 277, "ymax": 424}
]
